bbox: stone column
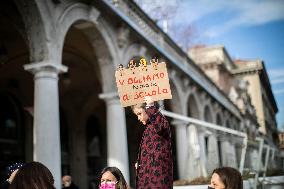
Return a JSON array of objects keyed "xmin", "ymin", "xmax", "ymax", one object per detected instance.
[
  {"xmin": 99, "ymin": 92, "xmax": 130, "ymax": 183},
  {"xmin": 24, "ymin": 61, "xmax": 67, "ymax": 189},
  {"xmin": 198, "ymin": 131, "xmax": 208, "ymax": 177},
  {"xmin": 228, "ymin": 142, "xmax": 237, "ymax": 168},
  {"xmin": 207, "ymin": 135, "xmax": 220, "ymax": 173},
  {"xmin": 187, "ymin": 124, "xmax": 204, "ymax": 180},
  {"xmin": 220, "ymin": 136, "xmax": 230, "ymax": 167},
  {"xmin": 172, "ymin": 120, "xmax": 188, "ymax": 179}
]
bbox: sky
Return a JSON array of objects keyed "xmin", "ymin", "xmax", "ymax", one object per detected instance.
[{"xmin": 135, "ymin": 0, "xmax": 284, "ymax": 130}]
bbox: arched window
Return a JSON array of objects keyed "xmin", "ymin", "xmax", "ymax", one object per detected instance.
[{"xmin": 187, "ymin": 95, "xmax": 200, "ymax": 119}]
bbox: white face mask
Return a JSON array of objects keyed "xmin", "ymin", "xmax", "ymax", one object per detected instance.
[{"xmin": 63, "ymin": 181, "xmax": 71, "ymax": 187}]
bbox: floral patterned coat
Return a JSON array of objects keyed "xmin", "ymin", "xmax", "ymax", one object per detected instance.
[{"xmin": 136, "ymin": 106, "xmax": 173, "ymax": 189}]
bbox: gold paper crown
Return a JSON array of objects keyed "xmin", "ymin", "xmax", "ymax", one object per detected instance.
[{"xmin": 116, "ymin": 57, "xmax": 159, "ymax": 76}]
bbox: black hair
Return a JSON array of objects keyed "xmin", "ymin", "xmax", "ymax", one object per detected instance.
[{"xmin": 212, "ymin": 167, "xmax": 243, "ymax": 189}]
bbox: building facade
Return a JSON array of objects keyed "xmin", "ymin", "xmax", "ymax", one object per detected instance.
[
  {"xmin": 233, "ymin": 59, "xmax": 278, "ymax": 144},
  {"xmin": 0, "ymin": 1, "xmax": 282, "ymax": 189},
  {"xmin": 279, "ymin": 132, "xmax": 284, "ymax": 149},
  {"xmin": 189, "ymin": 45, "xmax": 282, "ymax": 175}
]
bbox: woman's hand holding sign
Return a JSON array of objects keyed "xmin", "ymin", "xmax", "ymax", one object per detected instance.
[{"xmin": 144, "ymin": 96, "xmax": 154, "ymax": 107}]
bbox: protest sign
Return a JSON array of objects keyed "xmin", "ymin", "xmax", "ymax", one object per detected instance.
[{"xmin": 115, "ymin": 58, "xmax": 172, "ymax": 107}]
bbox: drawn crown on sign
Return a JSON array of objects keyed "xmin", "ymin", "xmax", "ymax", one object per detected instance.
[{"xmin": 117, "ymin": 57, "xmax": 159, "ymax": 76}]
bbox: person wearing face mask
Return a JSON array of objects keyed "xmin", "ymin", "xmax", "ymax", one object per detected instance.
[
  {"xmin": 208, "ymin": 167, "xmax": 243, "ymax": 189},
  {"xmin": 99, "ymin": 167, "xmax": 128, "ymax": 189},
  {"xmin": 131, "ymin": 97, "xmax": 173, "ymax": 189},
  {"xmin": 62, "ymin": 175, "xmax": 79, "ymax": 189}
]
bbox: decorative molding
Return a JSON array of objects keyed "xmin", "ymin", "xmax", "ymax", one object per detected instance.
[
  {"xmin": 58, "ymin": 3, "xmax": 87, "ymax": 24},
  {"xmin": 24, "ymin": 61, "xmax": 68, "ymax": 73},
  {"xmin": 24, "ymin": 61, "xmax": 67, "ymax": 80},
  {"xmin": 98, "ymin": 92, "xmax": 120, "ymax": 105},
  {"xmin": 98, "ymin": 91, "xmax": 119, "ymax": 100},
  {"xmin": 89, "ymin": 7, "xmax": 100, "ymax": 24}
]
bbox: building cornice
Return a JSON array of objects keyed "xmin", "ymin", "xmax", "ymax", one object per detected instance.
[{"xmin": 233, "ymin": 60, "xmax": 278, "ymax": 113}]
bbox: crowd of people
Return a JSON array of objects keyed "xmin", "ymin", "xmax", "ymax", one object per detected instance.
[
  {"xmin": 1, "ymin": 98, "xmax": 243, "ymax": 189},
  {"xmin": 0, "ymin": 162, "xmax": 130, "ymax": 189},
  {"xmin": 1, "ymin": 161, "xmax": 243, "ymax": 189}
]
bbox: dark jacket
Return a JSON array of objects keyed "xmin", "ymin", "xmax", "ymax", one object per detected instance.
[
  {"xmin": 62, "ymin": 183, "xmax": 79, "ymax": 189},
  {"xmin": 136, "ymin": 106, "xmax": 173, "ymax": 189},
  {"xmin": 1, "ymin": 181, "xmax": 9, "ymax": 189}
]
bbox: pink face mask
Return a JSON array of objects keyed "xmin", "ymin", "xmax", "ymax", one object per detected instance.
[{"xmin": 99, "ymin": 182, "xmax": 116, "ymax": 189}]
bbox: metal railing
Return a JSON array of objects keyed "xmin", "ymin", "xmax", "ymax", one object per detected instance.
[{"xmin": 161, "ymin": 110, "xmax": 248, "ymax": 174}]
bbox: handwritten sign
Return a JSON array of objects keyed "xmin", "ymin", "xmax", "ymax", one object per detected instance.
[{"xmin": 115, "ymin": 58, "xmax": 172, "ymax": 107}]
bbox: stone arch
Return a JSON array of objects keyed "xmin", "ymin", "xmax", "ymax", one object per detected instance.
[
  {"xmin": 231, "ymin": 118, "xmax": 238, "ymax": 130},
  {"xmin": 203, "ymin": 105, "xmax": 213, "ymax": 123},
  {"xmin": 56, "ymin": 3, "xmax": 118, "ymax": 93},
  {"xmin": 81, "ymin": 29, "xmax": 114, "ymax": 92},
  {"xmin": 167, "ymin": 71, "xmax": 183, "ymax": 114},
  {"xmin": 225, "ymin": 118, "xmax": 232, "ymax": 129},
  {"xmin": 57, "ymin": 3, "xmax": 116, "ymax": 62},
  {"xmin": 14, "ymin": 0, "xmax": 50, "ymax": 62},
  {"xmin": 216, "ymin": 113, "xmax": 223, "ymax": 125},
  {"xmin": 187, "ymin": 94, "xmax": 201, "ymax": 119},
  {"xmin": 166, "ymin": 81, "xmax": 182, "ymax": 113}
]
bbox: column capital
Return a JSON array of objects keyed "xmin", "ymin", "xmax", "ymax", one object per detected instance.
[
  {"xmin": 99, "ymin": 92, "xmax": 120, "ymax": 105},
  {"xmin": 24, "ymin": 61, "xmax": 68, "ymax": 79}
]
